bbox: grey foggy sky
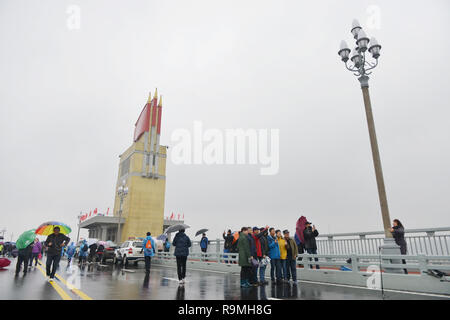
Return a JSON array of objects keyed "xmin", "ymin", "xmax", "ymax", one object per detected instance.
[{"xmin": 1, "ymin": 0, "xmax": 449, "ymax": 242}]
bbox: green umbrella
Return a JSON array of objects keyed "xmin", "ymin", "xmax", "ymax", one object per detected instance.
[{"xmin": 16, "ymin": 229, "xmax": 37, "ymax": 250}]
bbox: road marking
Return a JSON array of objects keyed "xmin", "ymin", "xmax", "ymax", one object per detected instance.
[
  {"xmin": 35, "ymin": 264, "xmax": 72, "ymax": 300},
  {"xmin": 296, "ymin": 279, "xmax": 450, "ymax": 299},
  {"xmin": 37, "ymin": 261, "xmax": 93, "ymax": 300}
]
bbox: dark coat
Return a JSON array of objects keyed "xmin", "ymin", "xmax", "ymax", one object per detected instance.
[
  {"xmin": 391, "ymin": 226, "xmax": 407, "ymax": 254},
  {"xmin": 259, "ymin": 234, "xmax": 269, "ymax": 257},
  {"xmin": 223, "ymin": 233, "xmax": 234, "ymax": 250},
  {"xmin": 237, "ymin": 232, "xmax": 251, "ymax": 267},
  {"xmin": 172, "ymin": 232, "xmax": 191, "ymax": 257},
  {"xmin": 247, "ymin": 234, "xmax": 256, "ymax": 258},
  {"xmin": 45, "ymin": 233, "xmax": 70, "ymax": 256},
  {"xmin": 303, "ymin": 227, "xmax": 319, "ymax": 250},
  {"xmin": 18, "ymin": 244, "xmax": 33, "ymax": 258}
]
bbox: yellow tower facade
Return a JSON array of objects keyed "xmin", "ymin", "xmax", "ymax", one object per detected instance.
[{"xmin": 113, "ymin": 90, "xmax": 167, "ymax": 242}]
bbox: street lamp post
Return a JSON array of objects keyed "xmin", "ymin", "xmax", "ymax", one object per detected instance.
[
  {"xmin": 338, "ymin": 20, "xmax": 401, "ymax": 262},
  {"xmin": 116, "ymin": 180, "xmax": 128, "ymax": 243}
]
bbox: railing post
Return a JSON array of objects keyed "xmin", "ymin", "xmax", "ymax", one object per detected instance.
[
  {"xmin": 326, "ymin": 236, "xmax": 334, "ymax": 262},
  {"xmin": 216, "ymin": 238, "xmax": 220, "ymax": 263},
  {"xmin": 418, "ymin": 254, "xmax": 427, "ymax": 275},
  {"xmin": 350, "ymin": 254, "xmax": 358, "ymax": 273}
]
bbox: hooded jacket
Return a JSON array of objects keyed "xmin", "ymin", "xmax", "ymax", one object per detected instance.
[
  {"xmin": 142, "ymin": 236, "xmax": 156, "ymax": 257},
  {"xmin": 172, "ymin": 231, "xmax": 191, "ymax": 257}
]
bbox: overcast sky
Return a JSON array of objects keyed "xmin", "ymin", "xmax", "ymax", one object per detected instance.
[{"xmin": 1, "ymin": 0, "xmax": 449, "ymax": 242}]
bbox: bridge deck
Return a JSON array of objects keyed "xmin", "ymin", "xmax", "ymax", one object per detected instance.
[{"xmin": 1, "ymin": 257, "xmax": 448, "ymax": 300}]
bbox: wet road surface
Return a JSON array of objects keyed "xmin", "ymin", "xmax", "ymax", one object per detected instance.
[{"xmin": 0, "ymin": 257, "xmax": 448, "ymax": 300}]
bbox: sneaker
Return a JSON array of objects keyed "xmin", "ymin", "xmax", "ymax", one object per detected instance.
[{"xmin": 48, "ymin": 277, "xmax": 54, "ymax": 282}]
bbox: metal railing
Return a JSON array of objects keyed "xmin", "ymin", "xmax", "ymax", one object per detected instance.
[
  {"xmin": 153, "ymin": 251, "xmax": 450, "ymax": 275},
  {"xmin": 184, "ymin": 227, "xmax": 450, "ymax": 256}
]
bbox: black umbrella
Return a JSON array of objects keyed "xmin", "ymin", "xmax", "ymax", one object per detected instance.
[
  {"xmin": 195, "ymin": 229, "xmax": 209, "ymax": 237},
  {"xmin": 165, "ymin": 224, "xmax": 190, "ymax": 234}
]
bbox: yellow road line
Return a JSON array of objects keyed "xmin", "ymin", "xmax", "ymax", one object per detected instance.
[
  {"xmin": 38, "ymin": 261, "xmax": 93, "ymax": 300},
  {"xmin": 35, "ymin": 264, "xmax": 72, "ymax": 300},
  {"xmin": 55, "ymin": 273, "xmax": 93, "ymax": 300}
]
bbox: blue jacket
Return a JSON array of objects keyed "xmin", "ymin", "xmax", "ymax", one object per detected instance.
[
  {"xmin": 79, "ymin": 241, "xmax": 88, "ymax": 257},
  {"xmin": 66, "ymin": 242, "xmax": 76, "ymax": 257},
  {"xmin": 200, "ymin": 236, "xmax": 208, "ymax": 249},
  {"xmin": 294, "ymin": 233, "xmax": 302, "ymax": 246},
  {"xmin": 267, "ymin": 235, "xmax": 280, "ymax": 259},
  {"xmin": 142, "ymin": 236, "xmax": 156, "ymax": 257},
  {"xmin": 172, "ymin": 232, "xmax": 191, "ymax": 257}
]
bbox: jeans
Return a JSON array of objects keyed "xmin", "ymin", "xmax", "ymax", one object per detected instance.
[
  {"xmin": 176, "ymin": 256, "xmax": 187, "ymax": 280},
  {"xmin": 46, "ymin": 254, "xmax": 61, "ymax": 278},
  {"xmin": 258, "ymin": 260, "xmax": 267, "ymax": 282},
  {"xmin": 306, "ymin": 248, "xmax": 320, "ymax": 269},
  {"xmin": 286, "ymin": 259, "xmax": 297, "ymax": 281},
  {"xmin": 29, "ymin": 252, "xmax": 39, "ymax": 266},
  {"xmin": 280, "ymin": 259, "xmax": 287, "ymax": 279},
  {"xmin": 144, "ymin": 256, "xmax": 152, "ymax": 273},
  {"xmin": 270, "ymin": 258, "xmax": 282, "ymax": 281},
  {"xmin": 223, "ymin": 248, "xmax": 229, "ymax": 263}
]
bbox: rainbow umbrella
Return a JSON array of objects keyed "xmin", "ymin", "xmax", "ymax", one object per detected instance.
[{"xmin": 35, "ymin": 221, "xmax": 72, "ymax": 236}]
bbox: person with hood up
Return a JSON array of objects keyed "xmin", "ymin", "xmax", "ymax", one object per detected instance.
[
  {"xmin": 390, "ymin": 219, "xmax": 408, "ymax": 274},
  {"xmin": 78, "ymin": 239, "xmax": 88, "ymax": 266},
  {"xmin": 237, "ymin": 227, "xmax": 252, "ymax": 288},
  {"xmin": 29, "ymin": 238, "xmax": 42, "ymax": 267},
  {"xmin": 267, "ymin": 227, "xmax": 282, "ymax": 284},
  {"xmin": 66, "ymin": 242, "xmax": 76, "ymax": 266},
  {"xmin": 141, "ymin": 232, "xmax": 156, "ymax": 274},
  {"xmin": 172, "ymin": 229, "xmax": 191, "ymax": 285}
]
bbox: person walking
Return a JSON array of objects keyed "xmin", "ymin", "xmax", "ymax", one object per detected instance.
[
  {"xmin": 78, "ymin": 240, "xmax": 88, "ymax": 266},
  {"xmin": 142, "ymin": 232, "xmax": 156, "ymax": 274},
  {"xmin": 88, "ymin": 242, "xmax": 98, "ymax": 263},
  {"xmin": 277, "ymin": 230, "xmax": 288, "ymax": 281},
  {"xmin": 172, "ymin": 229, "xmax": 191, "ymax": 285},
  {"xmin": 237, "ymin": 227, "xmax": 252, "ymax": 288},
  {"xmin": 66, "ymin": 242, "xmax": 76, "ymax": 266},
  {"xmin": 390, "ymin": 219, "xmax": 408, "ymax": 274},
  {"xmin": 44, "ymin": 226, "xmax": 70, "ymax": 281},
  {"xmin": 96, "ymin": 242, "xmax": 105, "ymax": 264},
  {"xmin": 15, "ymin": 242, "xmax": 33, "ymax": 276},
  {"xmin": 200, "ymin": 233, "xmax": 208, "ymax": 261},
  {"xmin": 283, "ymin": 230, "xmax": 298, "ymax": 284},
  {"xmin": 303, "ymin": 221, "xmax": 319, "ymax": 269},
  {"xmin": 29, "ymin": 238, "xmax": 42, "ymax": 267},
  {"xmin": 164, "ymin": 239, "xmax": 171, "ymax": 252},
  {"xmin": 267, "ymin": 228, "xmax": 282, "ymax": 284}
]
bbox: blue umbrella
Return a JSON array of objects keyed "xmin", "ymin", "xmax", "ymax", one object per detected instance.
[{"xmin": 156, "ymin": 234, "xmax": 168, "ymax": 241}]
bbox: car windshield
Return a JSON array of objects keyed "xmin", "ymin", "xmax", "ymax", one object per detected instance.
[{"xmin": 133, "ymin": 241, "xmax": 143, "ymax": 247}]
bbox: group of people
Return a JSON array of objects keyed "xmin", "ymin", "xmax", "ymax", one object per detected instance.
[
  {"xmin": 9, "ymin": 218, "xmax": 409, "ymax": 287},
  {"xmin": 236, "ymin": 224, "xmax": 313, "ymax": 288},
  {"xmin": 13, "ymin": 226, "xmax": 71, "ymax": 281}
]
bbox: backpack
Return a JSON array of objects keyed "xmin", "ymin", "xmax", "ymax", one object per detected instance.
[
  {"xmin": 145, "ymin": 239, "xmax": 152, "ymax": 249},
  {"xmin": 81, "ymin": 244, "xmax": 88, "ymax": 252}
]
